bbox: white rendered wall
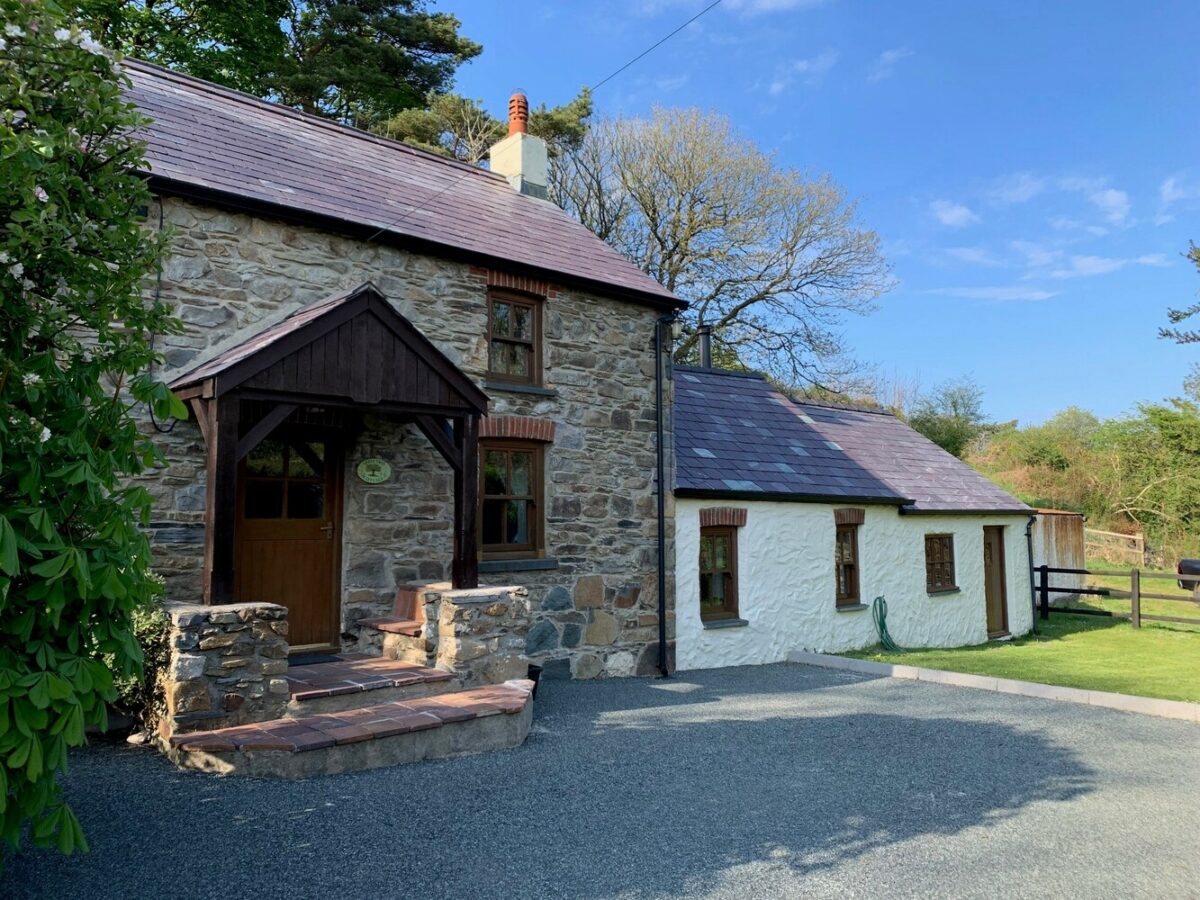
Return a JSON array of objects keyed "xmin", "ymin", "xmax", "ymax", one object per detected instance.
[{"xmin": 675, "ymin": 499, "xmax": 1034, "ymax": 671}]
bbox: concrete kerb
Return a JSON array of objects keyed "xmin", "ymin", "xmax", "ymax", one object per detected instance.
[{"xmin": 786, "ymin": 650, "xmax": 1200, "ymax": 724}]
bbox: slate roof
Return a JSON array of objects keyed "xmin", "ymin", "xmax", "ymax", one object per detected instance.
[
  {"xmin": 123, "ymin": 61, "xmax": 681, "ymax": 309},
  {"xmin": 675, "ymin": 367, "xmax": 1031, "ymax": 515}
]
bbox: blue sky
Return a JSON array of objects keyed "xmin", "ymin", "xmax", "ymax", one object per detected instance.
[{"xmin": 449, "ymin": 0, "xmax": 1200, "ymax": 424}]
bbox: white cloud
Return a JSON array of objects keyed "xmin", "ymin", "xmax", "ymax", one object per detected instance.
[
  {"xmin": 867, "ymin": 47, "xmax": 913, "ymax": 83},
  {"xmin": 1009, "ymin": 240, "xmax": 1061, "ymax": 268},
  {"xmin": 654, "ymin": 74, "xmax": 689, "ymax": 91},
  {"xmin": 1050, "ymin": 254, "xmax": 1170, "ymax": 279},
  {"xmin": 1156, "ymin": 172, "xmax": 1200, "ymax": 224},
  {"xmin": 929, "ymin": 286, "xmax": 1058, "ymax": 302},
  {"xmin": 1090, "ymin": 188, "xmax": 1130, "ymax": 225},
  {"xmin": 768, "ymin": 49, "xmax": 838, "ymax": 94},
  {"xmin": 945, "ymin": 246, "xmax": 1002, "ymax": 267},
  {"xmin": 929, "ymin": 199, "xmax": 980, "ymax": 228},
  {"xmin": 989, "ymin": 172, "xmax": 1046, "ymax": 205}
]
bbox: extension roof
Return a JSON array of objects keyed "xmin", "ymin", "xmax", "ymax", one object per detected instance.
[
  {"xmin": 675, "ymin": 367, "xmax": 1031, "ymax": 515},
  {"xmin": 122, "ymin": 60, "xmax": 682, "ymax": 310}
]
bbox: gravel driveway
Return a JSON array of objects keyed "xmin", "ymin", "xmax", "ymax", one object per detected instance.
[{"xmin": 7, "ymin": 663, "xmax": 1200, "ymax": 898}]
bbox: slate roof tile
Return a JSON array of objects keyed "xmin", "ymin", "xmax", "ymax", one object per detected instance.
[
  {"xmin": 675, "ymin": 368, "xmax": 1030, "ymax": 514},
  {"xmin": 123, "ymin": 61, "xmax": 681, "ymax": 309}
]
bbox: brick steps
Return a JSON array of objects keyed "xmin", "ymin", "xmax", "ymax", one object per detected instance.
[
  {"xmin": 285, "ymin": 655, "xmax": 452, "ymax": 715},
  {"xmin": 360, "ymin": 616, "xmax": 422, "ymax": 636},
  {"xmin": 166, "ymin": 680, "xmax": 534, "ymax": 778}
]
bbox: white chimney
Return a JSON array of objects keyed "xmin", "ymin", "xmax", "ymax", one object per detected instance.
[{"xmin": 489, "ymin": 91, "xmax": 549, "ymax": 200}]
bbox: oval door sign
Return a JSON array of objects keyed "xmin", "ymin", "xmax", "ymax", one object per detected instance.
[{"xmin": 355, "ymin": 458, "xmax": 392, "ymax": 484}]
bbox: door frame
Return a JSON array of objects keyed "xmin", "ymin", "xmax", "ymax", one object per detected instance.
[
  {"xmin": 983, "ymin": 525, "xmax": 1009, "ymax": 637},
  {"xmin": 234, "ymin": 425, "xmax": 345, "ymax": 654}
]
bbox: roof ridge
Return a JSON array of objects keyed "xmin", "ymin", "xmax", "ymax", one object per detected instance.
[{"xmin": 123, "ymin": 58, "xmax": 502, "ymax": 182}]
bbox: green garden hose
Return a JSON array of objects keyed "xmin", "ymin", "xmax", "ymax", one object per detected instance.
[{"xmin": 871, "ymin": 595, "xmax": 905, "ymax": 653}]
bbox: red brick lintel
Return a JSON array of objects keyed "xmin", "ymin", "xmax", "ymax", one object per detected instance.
[
  {"xmin": 479, "ymin": 416, "xmax": 555, "ymax": 442},
  {"xmin": 471, "ymin": 267, "xmax": 559, "ymax": 299},
  {"xmin": 699, "ymin": 507, "xmax": 748, "ymax": 528},
  {"xmin": 833, "ymin": 508, "xmax": 865, "ymax": 526}
]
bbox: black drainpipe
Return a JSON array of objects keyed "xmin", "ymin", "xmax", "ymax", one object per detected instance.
[
  {"xmin": 654, "ymin": 313, "xmax": 677, "ymax": 677},
  {"xmin": 1025, "ymin": 514, "xmax": 1038, "ymax": 631}
]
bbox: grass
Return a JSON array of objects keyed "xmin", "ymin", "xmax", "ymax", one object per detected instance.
[
  {"xmin": 1075, "ymin": 561, "xmax": 1200, "ymax": 632},
  {"xmin": 846, "ymin": 612, "xmax": 1200, "ymax": 704}
]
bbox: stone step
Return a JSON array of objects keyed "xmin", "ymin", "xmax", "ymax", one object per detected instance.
[
  {"xmin": 284, "ymin": 655, "xmax": 454, "ymax": 715},
  {"xmin": 166, "ymin": 680, "xmax": 534, "ymax": 778},
  {"xmin": 359, "ymin": 616, "xmax": 422, "ymax": 636}
]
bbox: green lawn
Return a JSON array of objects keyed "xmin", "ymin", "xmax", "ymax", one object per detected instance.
[{"xmin": 846, "ymin": 612, "xmax": 1200, "ymax": 703}]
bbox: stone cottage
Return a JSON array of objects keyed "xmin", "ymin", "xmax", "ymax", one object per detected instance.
[{"xmin": 125, "ymin": 60, "xmax": 684, "ymax": 693}]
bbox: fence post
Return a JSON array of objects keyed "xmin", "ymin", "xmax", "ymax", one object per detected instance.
[
  {"xmin": 1130, "ymin": 568, "xmax": 1141, "ymax": 629},
  {"xmin": 1039, "ymin": 565, "xmax": 1049, "ymax": 621}
]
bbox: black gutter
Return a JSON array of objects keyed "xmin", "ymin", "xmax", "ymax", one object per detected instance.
[
  {"xmin": 675, "ymin": 488, "xmax": 914, "ymax": 506},
  {"xmin": 654, "ymin": 313, "xmax": 676, "ymax": 678},
  {"xmin": 146, "ymin": 177, "xmax": 686, "ymax": 313},
  {"xmin": 1025, "ymin": 514, "xmax": 1039, "ymax": 632}
]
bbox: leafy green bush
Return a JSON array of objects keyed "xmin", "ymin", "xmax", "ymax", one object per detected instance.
[
  {"xmin": 0, "ymin": 1, "xmax": 181, "ymax": 862},
  {"xmin": 110, "ymin": 605, "xmax": 171, "ymax": 735}
]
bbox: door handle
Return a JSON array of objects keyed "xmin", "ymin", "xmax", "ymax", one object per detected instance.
[{"xmin": 320, "ymin": 523, "xmax": 335, "ymax": 539}]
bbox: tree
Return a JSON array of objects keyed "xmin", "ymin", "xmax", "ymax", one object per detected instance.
[
  {"xmin": 382, "ymin": 88, "xmax": 592, "ymax": 164},
  {"xmin": 1160, "ymin": 242, "xmax": 1200, "ymax": 343},
  {"xmin": 552, "ymin": 108, "xmax": 892, "ymax": 385},
  {"xmin": 0, "ymin": 5, "xmax": 182, "ymax": 860},
  {"xmin": 69, "ymin": 0, "xmax": 289, "ymax": 94},
  {"xmin": 71, "ymin": 1, "xmax": 482, "ymax": 124},
  {"xmin": 908, "ymin": 377, "xmax": 986, "ymax": 458}
]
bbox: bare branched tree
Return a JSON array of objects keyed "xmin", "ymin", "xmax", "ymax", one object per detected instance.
[{"xmin": 552, "ymin": 107, "xmax": 893, "ymax": 386}]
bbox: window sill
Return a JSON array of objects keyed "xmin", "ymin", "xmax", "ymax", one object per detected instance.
[
  {"xmin": 479, "ymin": 557, "xmax": 559, "ymax": 574},
  {"xmin": 835, "ymin": 603, "xmax": 869, "ymax": 613},
  {"xmin": 483, "ymin": 380, "xmax": 559, "ymax": 398},
  {"xmin": 927, "ymin": 587, "xmax": 961, "ymax": 597},
  {"xmin": 702, "ymin": 617, "xmax": 749, "ymax": 630}
]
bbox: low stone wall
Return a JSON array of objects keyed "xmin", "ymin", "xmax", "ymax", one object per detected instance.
[
  {"xmin": 380, "ymin": 583, "xmax": 531, "ymax": 687},
  {"xmin": 161, "ymin": 601, "xmax": 291, "ymax": 738}
]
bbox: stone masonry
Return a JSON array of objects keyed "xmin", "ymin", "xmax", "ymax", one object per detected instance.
[
  {"xmin": 378, "ymin": 583, "xmax": 532, "ymax": 688},
  {"xmin": 136, "ymin": 195, "xmax": 676, "ymax": 678},
  {"xmin": 160, "ymin": 601, "xmax": 290, "ymax": 739}
]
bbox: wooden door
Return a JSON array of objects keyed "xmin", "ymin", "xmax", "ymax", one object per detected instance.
[
  {"xmin": 983, "ymin": 526, "xmax": 1009, "ymax": 637},
  {"xmin": 235, "ymin": 432, "xmax": 342, "ymax": 651}
]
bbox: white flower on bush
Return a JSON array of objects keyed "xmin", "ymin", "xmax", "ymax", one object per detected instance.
[
  {"xmin": 0, "ymin": 251, "xmax": 8, "ymax": 264},
  {"xmin": 22, "ymin": 372, "xmax": 42, "ymax": 387},
  {"xmin": 39, "ymin": 426, "xmax": 51, "ymax": 443},
  {"xmin": 53, "ymin": 28, "xmax": 70, "ymax": 41},
  {"xmin": 8, "ymin": 262, "xmax": 23, "ymax": 278},
  {"xmin": 4, "ymin": 24, "xmax": 22, "ymax": 38},
  {"xmin": 34, "ymin": 186, "xmax": 49, "ymax": 203}
]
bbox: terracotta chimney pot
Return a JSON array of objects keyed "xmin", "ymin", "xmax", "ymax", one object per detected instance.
[{"xmin": 508, "ymin": 92, "xmax": 529, "ymax": 136}]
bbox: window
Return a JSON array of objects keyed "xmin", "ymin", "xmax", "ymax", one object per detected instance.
[
  {"xmin": 925, "ymin": 534, "xmax": 957, "ymax": 592},
  {"xmin": 480, "ymin": 440, "xmax": 543, "ymax": 558},
  {"xmin": 699, "ymin": 526, "xmax": 738, "ymax": 621},
  {"xmin": 242, "ymin": 437, "xmax": 327, "ymax": 520},
  {"xmin": 487, "ymin": 292, "xmax": 540, "ymax": 384},
  {"xmin": 835, "ymin": 524, "xmax": 860, "ymax": 606}
]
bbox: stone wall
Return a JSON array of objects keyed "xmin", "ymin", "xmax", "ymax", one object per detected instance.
[
  {"xmin": 137, "ymin": 195, "xmax": 675, "ymax": 678},
  {"xmin": 161, "ymin": 601, "xmax": 290, "ymax": 737}
]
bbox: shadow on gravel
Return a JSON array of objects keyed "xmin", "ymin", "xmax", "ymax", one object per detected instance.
[{"xmin": 6, "ymin": 665, "xmax": 1097, "ymax": 900}]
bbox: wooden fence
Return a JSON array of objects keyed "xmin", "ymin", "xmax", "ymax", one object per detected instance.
[
  {"xmin": 1083, "ymin": 528, "xmax": 1150, "ymax": 567},
  {"xmin": 1035, "ymin": 565, "xmax": 1200, "ymax": 628}
]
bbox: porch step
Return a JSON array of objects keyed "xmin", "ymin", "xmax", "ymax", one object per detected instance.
[
  {"xmin": 166, "ymin": 680, "xmax": 534, "ymax": 778},
  {"xmin": 285, "ymin": 655, "xmax": 453, "ymax": 715},
  {"xmin": 360, "ymin": 616, "xmax": 422, "ymax": 636}
]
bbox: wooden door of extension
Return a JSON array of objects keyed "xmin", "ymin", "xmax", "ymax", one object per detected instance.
[
  {"xmin": 983, "ymin": 525, "xmax": 1009, "ymax": 638},
  {"xmin": 235, "ymin": 432, "xmax": 342, "ymax": 651}
]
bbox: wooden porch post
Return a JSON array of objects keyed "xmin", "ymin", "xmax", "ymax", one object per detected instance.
[
  {"xmin": 452, "ymin": 414, "xmax": 480, "ymax": 589},
  {"xmin": 203, "ymin": 393, "xmax": 240, "ymax": 604}
]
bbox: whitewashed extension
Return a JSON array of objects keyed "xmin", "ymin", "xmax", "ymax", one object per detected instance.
[{"xmin": 672, "ymin": 364, "xmax": 1034, "ymax": 671}]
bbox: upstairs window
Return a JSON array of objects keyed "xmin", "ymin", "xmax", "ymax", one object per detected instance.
[
  {"xmin": 480, "ymin": 440, "xmax": 543, "ymax": 558},
  {"xmin": 487, "ymin": 292, "xmax": 540, "ymax": 384},
  {"xmin": 699, "ymin": 525, "xmax": 739, "ymax": 621},
  {"xmin": 925, "ymin": 534, "xmax": 957, "ymax": 592}
]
